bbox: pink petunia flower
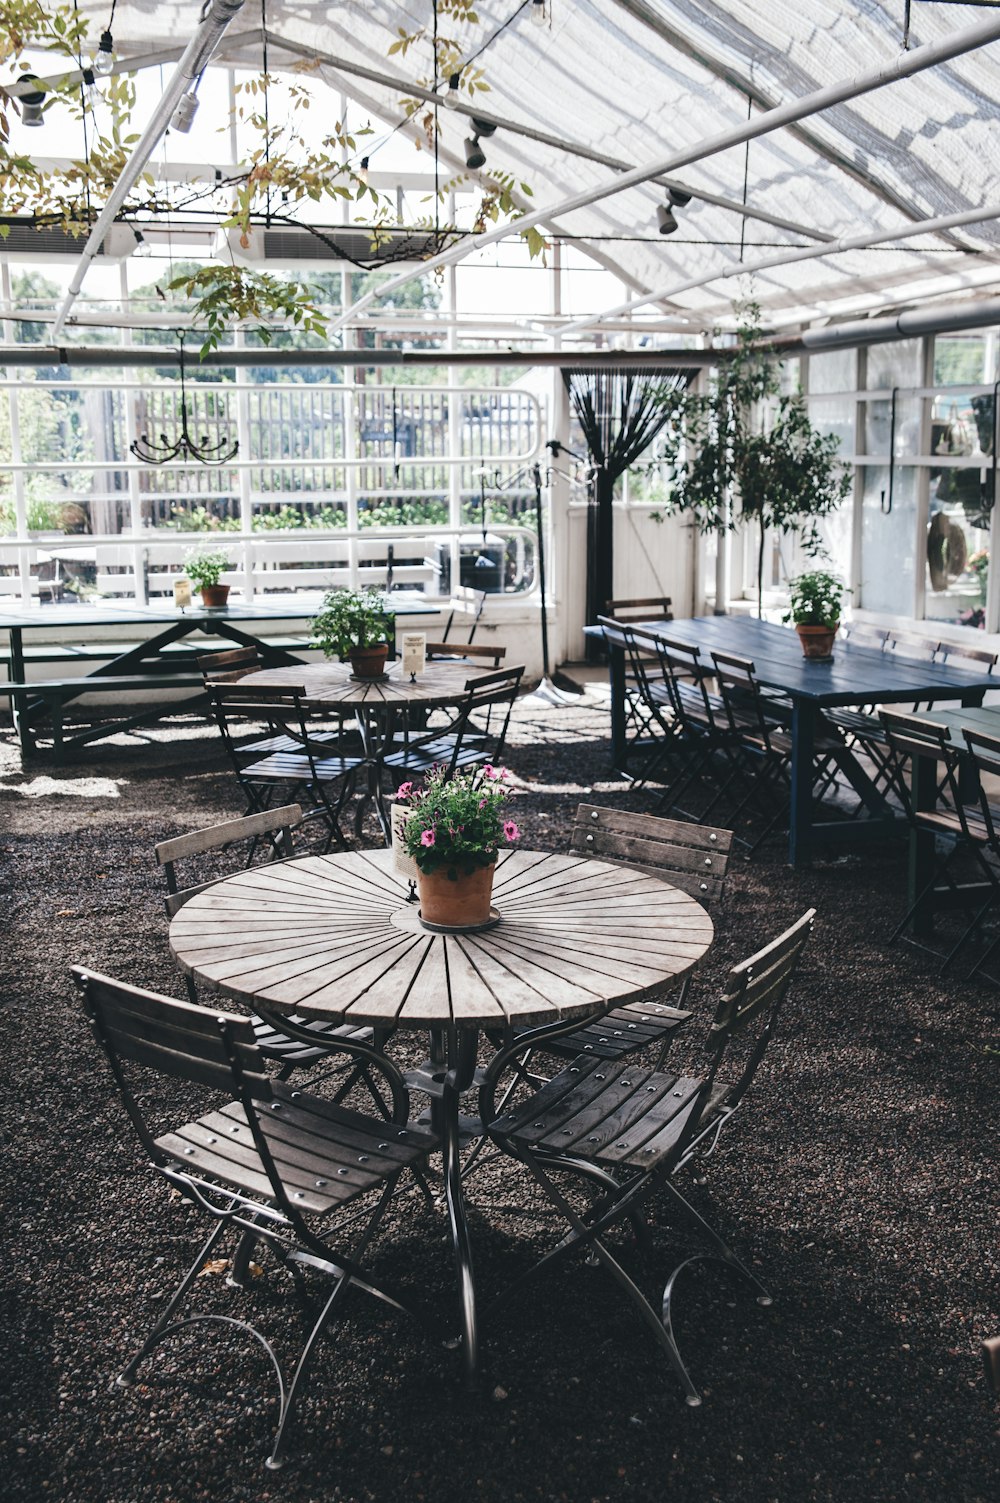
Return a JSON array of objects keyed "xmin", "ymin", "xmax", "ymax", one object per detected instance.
[
  {"xmin": 483, "ymin": 764, "xmax": 500, "ymax": 781},
  {"xmin": 396, "ymin": 781, "xmax": 413, "ymax": 800},
  {"xmin": 420, "ymin": 828, "xmax": 436, "ymax": 847},
  {"xmin": 503, "ymin": 820, "xmax": 520, "ymax": 842}
]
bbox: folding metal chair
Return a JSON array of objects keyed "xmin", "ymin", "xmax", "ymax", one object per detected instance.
[
  {"xmin": 604, "ymin": 595, "xmax": 673, "ymax": 626},
  {"xmin": 961, "ymin": 726, "xmax": 1000, "ymax": 979},
  {"xmin": 479, "ymin": 909, "xmax": 815, "ymax": 1407},
  {"xmin": 381, "ymin": 665, "xmax": 524, "ymax": 784},
  {"xmin": 154, "ymin": 805, "xmax": 390, "ymax": 1091},
  {"xmin": 529, "ymin": 804, "xmax": 732, "ymax": 1066},
  {"xmin": 209, "ymin": 684, "xmax": 364, "ymax": 848},
  {"xmin": 199, "ymin": 648, "xmax": 348, "ymax": 759},
  {"xmin": 881, "ymin": 710, "xmax": 1000, "ymax": 971},
  {"xmin": 712, "ymin": 651, "xmax": 852, "ymax": 857},
  {"xmin": 73, "ymin": 966, "xmax": 438, "ymax": 1471}
]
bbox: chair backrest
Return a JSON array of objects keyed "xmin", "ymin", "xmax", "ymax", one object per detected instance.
[
  {"xmin": 426, "ymin": 641, "xmax": 507, "ymax": 667},
  {"xmin": 940, "ymin": 642, "xmax": 998, "ymax": 673},
  {"xmin": 571, "ymin": 804, "xmax": 731, "ymax": 903},
  {"xmin": 604, "ymin": 596, "xmax": 673, "ymax": 624},
  {"xmin": 643, "ymin": 632, "xmax": 723, "ymax": 732},
  {"xmin": 462, "ymin": 664, "xmax": 525, "ymax": 762},
  {"xmin": 886, "ymin": 629, "xmax": 942, "ymax": 662},
  {"xmin": 711, "ymin": 650, "xmax": 774, "ymax": 743},
  {"xmin": 208, "ymin": 683, "xmax": 332, "ymax": 779},
  {"xmin": 701, "ymin": 908, "xmax": 815, "ymax": 1115},
  {"xmin": 880, "ymin": 710, "xmax": 970, "ymax": 826},
  {"xmin": 962, "ymin": 728, "xmax": 1000, "ymax": 847},
  {"xmin": 154, "ymin": 804, "xmax": 303, "ymax": 916},
  {"xmin": 197, "ymin": 645, "xmax": 262, "ymax": 684},
  {"xmin": 841, "ymin": 623, "xmax": 889, "ymax": 651},
  {"xmin": 73, "ymin": 966, "xmax": 272, "ymax": 1160}
]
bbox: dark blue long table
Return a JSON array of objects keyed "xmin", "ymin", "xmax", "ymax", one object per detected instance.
[{"xmin": 597, "ymin": 615, "xmax": 997, "ymax": 866}]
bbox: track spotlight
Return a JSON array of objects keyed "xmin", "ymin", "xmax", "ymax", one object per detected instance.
[
  {"xmin": 17, "ymin": 74, "xmax": 45, "ymax": 127},
  {"xmin": 531, "ymin": 0, "xmax": 549, "ymax": 27},
  {"xmin": 657, "ymin": 203, "xmax": 679, "ymax": 235},
  {"xmin": 93, "ymin": 29, "xmax": 115, "ymax": 77},
  {"xmin": 465, "ymin": 135, "xmax": 486, "ymax": 171},
  {"xmin": 471, "ymin": 116, "xmax": 497, "ymax": 138},
  {"xmin": 171, "ymin": 89, "xmax": 200, "ymax": 133},
  {"xmin": 667, "ymin": 186, "xmax": 691, "ymax": 208},
  {"xmin": 443, "ymin": 72, "xmax": 460, "ymax": 109}
]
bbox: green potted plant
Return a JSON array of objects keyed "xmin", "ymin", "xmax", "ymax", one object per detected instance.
[
  {"xmin": 783, "ymin": 569, "xmax": 849, "ymax": 659},
  {"xmin": 184, "ymin": 547, "xmax": 233, "ymax": 608},
  {"xmin": 398, "ymin": 764, "xmax": 521, "ymax": 929},
  {"xmin": 310, "ymin": 586, "xmax": 395, "ymax": 679}
]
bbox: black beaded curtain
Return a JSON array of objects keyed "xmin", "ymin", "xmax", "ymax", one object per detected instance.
[{"xmin": 563, "ymin": 368, "xmax": 693, "ymax": 659}]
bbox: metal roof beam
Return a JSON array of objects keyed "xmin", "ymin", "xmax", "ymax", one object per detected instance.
[
  {"xmin": 324, "ymin": 12, "xmax": 1000, "ymax": 336},
  {"xmin": 611, "ymin": 0, "xmax": 971, "ymax": 252},
  {"xmin": 269, "ymin": 30, "xmax": 834, "ymax": 247}
]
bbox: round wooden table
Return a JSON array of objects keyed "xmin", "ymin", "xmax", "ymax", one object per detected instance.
[
  {"xmin": 168, "ymin": 848, "xmax": 714, "ymax": 1378},
  {"xmin": 243, "ymin": 659, "xmax": 492, "ymax": 710}
]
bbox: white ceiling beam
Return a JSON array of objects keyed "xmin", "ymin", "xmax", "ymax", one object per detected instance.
[
  {"xmin": 271, "ymin": 29, "xmax": 835, "ymax": 246},
  {"xmin": 611, "ymin": 0, "xmax": 971, "ymax": 251},
  {"xmin": 322, "ymin": 12, "xmax": 1000, "ymax": 336},
  {"xmin": 51, "ymin": 0, "xmax": 248, "ymax": 340},
  {"xmin": 561, "ymin": 203, "xmax": 1000, "ymax": 335}
]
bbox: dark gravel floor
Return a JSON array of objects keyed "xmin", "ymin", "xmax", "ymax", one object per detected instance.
[{"xmin": 1, "ymin": 693, "xmax": 998, "ymax": 1503}]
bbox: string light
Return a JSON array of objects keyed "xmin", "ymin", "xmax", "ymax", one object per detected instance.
[
  {"xmin": 93, "ymin": 29, "xmax": 115, "ymax": 76},
  {"xmin": 443, "ymin": 72, "xmax": 461, "ymax": 109},
  {"xmin": 531, "ymin": 1, "xmax": 549, "ymax": 28}
]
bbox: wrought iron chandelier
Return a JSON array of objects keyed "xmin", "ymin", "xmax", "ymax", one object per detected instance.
[{"xmin": 129, "ymin": 334, "xmax": 239, "ymax": 465}]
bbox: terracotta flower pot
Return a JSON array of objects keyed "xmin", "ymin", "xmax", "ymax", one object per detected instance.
[
  {"xmin": 417, "ymin": 861, "xmax": 496, "ymax": 929},
  {"xmin": 348, "ymin": 643, "xmax": 389, "ymax": 680},
  {"xmin": 795, "ymin": 622, "xmax": 839, "ymax": 659},
  {"xmin": 200, "ymin": 583, "xmax": 230, "ymax": 608}
]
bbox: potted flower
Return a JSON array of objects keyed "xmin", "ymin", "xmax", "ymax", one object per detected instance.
[
  {"xmin": 311, "ymin": 587, "xmax": 395, "ymax": 680},
  {"xmin": 398, "ymin": 764, "xmax": 520, "ymax": 929},
  {"xmin": 185, "ymin": 548, "xmax": 233, "ymax": 608},
  {"xmin": 783, "ymin": 569, "xmax": 849, "ymax": 659}
]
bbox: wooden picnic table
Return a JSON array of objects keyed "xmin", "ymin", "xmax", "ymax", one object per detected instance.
[
  {"xmin": 169, "ymin": 846, "xmax": 714, "ymax": 1382},
  {"xmin": 0, "ymin": 597, "xmax": 437, "ymax": 758},
  {"xmin": 597, "ymin": 615, "xmax": 996, "ymax": 865}
]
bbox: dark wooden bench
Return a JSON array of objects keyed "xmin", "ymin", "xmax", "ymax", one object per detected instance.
[
  {"xmin": 0, "ymin": 673, "xmax": 209, "ymax": 760},
  {"xmin": 0, "ymin": 634, "xmax": 316, "ymax": 668}
]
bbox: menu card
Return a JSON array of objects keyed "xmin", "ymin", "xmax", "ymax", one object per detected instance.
[
  {"xmin": 390, "ymin": 802, "xmax": 419, "ymax": 882},
  {"xmin": 401, "ymin": 632, "xmax": 426, "ymax": 677}
]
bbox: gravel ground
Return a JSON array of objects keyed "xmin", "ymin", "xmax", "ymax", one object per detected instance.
[{"xmin": 1, "ymin": 690, "xmax": 998, "ymax": 1503}]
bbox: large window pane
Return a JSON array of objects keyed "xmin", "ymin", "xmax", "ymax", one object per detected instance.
[{"xmin": 860, "ymin": 466, "xmax": 916, "ymax": 616}]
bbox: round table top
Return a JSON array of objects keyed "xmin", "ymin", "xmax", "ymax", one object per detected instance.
[
  {"xmin": 242, "ymin": 660, "xmax": 493, "ymax": 709},
  {"xmin": 168, "ymin": 849, "xmax": 714, "ymax": 1031}
]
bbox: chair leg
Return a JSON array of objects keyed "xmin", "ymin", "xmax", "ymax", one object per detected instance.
[{"xmin": 117, "ymin": 1217, "xmax": 231, "ymax": 1387}]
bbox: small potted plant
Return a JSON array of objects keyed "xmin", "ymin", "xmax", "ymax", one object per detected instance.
[
  {"xmin": 398, "ymin": 764, "xmax": 520, "ymax": 929},
  {"xmin": 311, "ymin": 587, "xmax": 395, "ymax": 679},
  {"xmin": 783, "ymin": 569, "xmax": 849, "ymax": 659},
  {"xmin": 185, "ymin": 547, "xmax": 233, "ymax": 608}
]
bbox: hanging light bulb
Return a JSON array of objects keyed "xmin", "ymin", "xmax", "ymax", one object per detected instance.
[
  {"xmin": 358, "ymin": 156, "xmax": 370, "ymax": 186},
  {"xmin": 132, "ymin": 227, "xmax": 151, "ymax": 258},
  {"xmin": 92, "ymin": 29, "xmax": 115, "ymax": 77},
  {"xmin": 443, "ymin": 72, "xmax": 461, "ymax": 109},
  {"xmin": 531, "ymin": 1, "xmax": 549, "ymax": 28},
  {"xmin": 80, "ymin": 66, "xmax": 99, "ymax": 109}
]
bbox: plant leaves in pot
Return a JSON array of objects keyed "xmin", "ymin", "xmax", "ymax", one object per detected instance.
[
  {"xmin": 783, "ymin": 569, "xmax": 849, "ymax": 660},
  {"xmin": 310, "ymin": 587, "xmax": 395, "ymax": 679},
  {"xmin": 398, "ymin": 765, "xmax": 521, "ymax": 930},
  {"xmin": 184, "ymin": 547, "xmax": 233, "ymax": 607}
]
